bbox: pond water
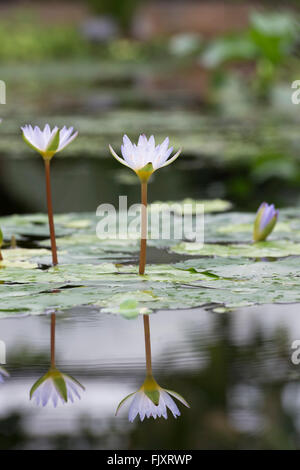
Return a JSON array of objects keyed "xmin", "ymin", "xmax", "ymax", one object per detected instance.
[
  {"xmin": 1, "ymin": 303, "xmax": 300, "ymax": 449},
  {"xmin": 1, "ymin": 61, "xmax": 300, "ymax": 450}
]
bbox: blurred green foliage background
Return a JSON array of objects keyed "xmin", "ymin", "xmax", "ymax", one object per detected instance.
[{"xmin": 1, "ymin": 1, "xmax": 300, "ymax": 213}]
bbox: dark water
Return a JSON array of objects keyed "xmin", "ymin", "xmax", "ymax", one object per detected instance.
[
  {"xmin": 0, "ymin": 153, "xmax": 297, "ymax": 218},
  {"xmin": 0, "ymin": 156, "xmax": 201, "ymax": 216},
  {"xmin": 1, "ymin": 304, "xmax": 300, "ymax": 449}
]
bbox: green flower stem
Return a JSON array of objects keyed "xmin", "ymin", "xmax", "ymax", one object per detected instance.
[
  {"xmin": 44, "ymin": 160, "xmax": 58, "ymax": 266},
  {"xmin": 50, "ymin": 313, "xmax": 56, "ymax": 369},
  {"xmin": 143, "ymin": 315, "xmax": 152, "ymax": 376},
  {"xmin": 139, "ymin": 181, "xmax": 147, "ymax": 276}
]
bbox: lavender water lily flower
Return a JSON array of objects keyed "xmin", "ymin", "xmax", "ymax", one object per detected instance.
[
  {"xmin": 253, "ymin": 202, "xmax": 279, "ymax": 242},
  {"xmin": 116, "ymin": 375, "xmax": 189, "ymax": 422},
  {"xmin": 21, "ymin": 124, "xmax": 78, "ymax": 160},
  {"xmin": 30, "ymin": 368, "xmax": 85, "ymax": 407},
  {"xmin": 0, "ymin": 367, "xmax": 9, "ymax": 384},
  {"xmin": 109, "ymin": 134, "xmax": 181, "ymax": 182}
]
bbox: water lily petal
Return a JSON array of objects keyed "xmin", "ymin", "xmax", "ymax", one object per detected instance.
[
  {"xmin": 109, "ymin": 144, "xmax": 131, "ymax": 168},
  {"xmin": 165, "ymin": 389, "xmax": 190, "ymax": 408},
  {"xmin": 128, "ymin": 391, "xmax": 143, "ymax": 422},
  {"xmin": 160, "ymin": 390, "xmax": 180, "ymax": 418},
  {"xmin": 160, "ymin": 149, "xmax": 182, "ymax": 168},
  {"xmin": 21, "ymin": 124, "xmax": 78, "ymax": 158}
]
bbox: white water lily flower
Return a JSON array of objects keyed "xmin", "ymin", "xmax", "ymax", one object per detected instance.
[
  {"xmin": 0, "ymin": 367, "xmax": 9, "ymax": 384},
  {"xmin": 21, "ymin": 124, "xmax": 78, "ymax": 160},
  {"xmin": 109, "ymin": 134, "xmax": 181, "ymax": 181},
  {"xmin": 30, "ymin": 368, "xmax": 85, "ymax": 407},
  {"xmin": 116, "ymin": 375, "xmax": 189, "ymax": 422}
]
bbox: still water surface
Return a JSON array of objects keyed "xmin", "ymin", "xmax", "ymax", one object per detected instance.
[
  {"xmin": 0, "ymin": 61, "xmax": 299, "ymax": 449},
  {"xmin": 1, "ymin": 303, "xmax": 300, "ymax": 449}
]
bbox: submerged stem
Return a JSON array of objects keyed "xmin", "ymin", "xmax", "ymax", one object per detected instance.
[
  {"xmin": 143, "ymin": 314, "xmax": 152, "ymax": 376},
  {"xmin": 44, "ymin": 160, "xmax": 58, "ymax": 266},
  {"xmin": 139, "ymin": 181, "xmax": 148, "ymax": 276},
  {"xmin": 50, "ymin": 313, "xmax": 56, "ymax": 369}
]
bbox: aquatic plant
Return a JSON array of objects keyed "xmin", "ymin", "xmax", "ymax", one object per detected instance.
[
  {"xmin": 30, "ymin": 314, "xmax": 84, "ymax": 407},
  {"xmin": 116, "ymin": 312, "xmax": 189, "ymax": 422},
  {"xmin": 253, "ymin": 202, "xmax": 278, "ymax": 242},
  {"xmin": 30, "ymin": 368, "xmax": 84, "ymax": 407},
  {"xmin": 21, "ymin": 124, "xmax": 78, "ymax": 265},
  {"xmin": 109, "ymin": 134, "xmax": 181, "ymax": 275},
  {"xmin": 110, "ymin": 135, "xmax": 181, "ymax": 369},
  {"xmin": 116, "ymin": 375, "xmax": 189, "ymax": 422}
]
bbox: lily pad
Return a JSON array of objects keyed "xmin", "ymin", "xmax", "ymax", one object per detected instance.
[
  {"xmin": 150, "ymin": 198, "xmax": 232, "ymax": 214},
  {"xmin": 0, "ymin": 208, "xmax": 300, "ymax": 318},
  {"xmin": 171, "ymin": 240, "xmax": 300, "ymax": 258}
]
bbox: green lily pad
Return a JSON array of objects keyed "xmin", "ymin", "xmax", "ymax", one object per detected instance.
[
  {"xmin": 0, "ymin": 208, "xmax": 300, "ymax": 318},
  {"xmin": 171, "ymin": 240, "xmax": 300, "ymax": 258},
  {"xmin": 0, "ymin": 247, "xmax": 51, "ymax": 268},
  {"xmin": 150, "ymin": 198, "xmax": 232, "ymax": 214}
]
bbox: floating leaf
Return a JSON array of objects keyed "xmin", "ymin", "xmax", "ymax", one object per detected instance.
[
  {"xmin": 150, "ymin": 199, "xmax": 232, "ymax": 214},
  {"xmin": 171, "ymin": 240, "xmax": 300, "ymax": 258},
  {"xmin": 0, "ymin": 209, "xmax": 299, "ymax": 318}
]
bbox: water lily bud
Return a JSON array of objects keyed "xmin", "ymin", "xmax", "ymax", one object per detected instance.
[
  {"xmin": 116, "ymin": 374, "xmax": 189, "ymax": 422},
  {"xmin": 253, "ymin": 202, "xmax": 278, "ymax": 242},
  {"xmin": 109, "ymin": 134, "xmax": 181, "ymax": 182}
]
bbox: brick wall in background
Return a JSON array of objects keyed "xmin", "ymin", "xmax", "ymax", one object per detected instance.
[{"xmin": 133, "ymin": 1, "xmax": 262, "ymax": 39}]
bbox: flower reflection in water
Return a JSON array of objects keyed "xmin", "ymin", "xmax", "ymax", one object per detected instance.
[
  {"xmin": 116, "ymin": 315, "xmax": 190, "ymax": 422},
  {"xmin": 30, "ymin": 369, "xmax": 84, "ymax": 407},
  {"xmin": 117, "ymin": 374, "xmax": 190, "ymax": 422},
  {"xmin": 0, "ymin": 366, "xmax": 9, "ymax": 384},
  {"xmin": 30, "ymin": 313, "xmax": 84, "ymax": 407}
]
